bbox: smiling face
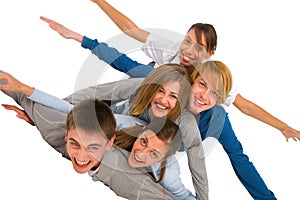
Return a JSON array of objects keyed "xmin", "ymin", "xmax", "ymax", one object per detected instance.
[
  {"xmin": 65, "ymin": 128, "xmax": 114, "ymax": 174},
  {"xmin": 149, "ymin": 81, "xmax": 180, "ymax": 118},
  {"xmin": 188, "ymin": 75, "xmax": 218, "ymax": 115},
  {"xmin": 128, "ymin": 129, "xmax": 168, "ymax": 168},
  {"xmin": 179, "ymin": 29, "xmax": 212, "ymax": 68}
]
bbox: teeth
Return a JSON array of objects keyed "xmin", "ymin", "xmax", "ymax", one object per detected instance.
[
  {"xmin": 156, "ymin": 104, "xmax": 167, "ymax": 110},
  {"xmin": 183, "ymin": 54, "xmax": 194, "ymax": 61},
  {"xmin": 76, "ymin": 159, "xmax": 89, "ymax": 166},
  {"xmin": 134, "ymin": 153, "xmax": 143, "ymax": 163},
  {"xmin": 196, "ymin": 97, "xmax": 205, "ymax": 105}
]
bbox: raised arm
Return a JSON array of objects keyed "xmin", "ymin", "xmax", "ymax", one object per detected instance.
[
  {"xmin": 40, "ymin": 16, "xmax": 83, "ymax": 43},
  {"xmin": 0, "ymin": 71, "xmax": 34, "ymax": 96},
  {"xmin": 91, "ymin": 0, "xmax": 150, "ymax": 43},
  {"xmin": 64, "ymin": 78, "xmax": 144, "ymax": 105},
  {"xmin": 0, "ymin": 71, "xmax": 73, "ymax": 114},
  {"xmin": 233, "ymin": 93, "xmax": 300, "ymax": 141},
  {"xmin": 40, "ymin": 16, "xmax": 153, "ymax": 78}
]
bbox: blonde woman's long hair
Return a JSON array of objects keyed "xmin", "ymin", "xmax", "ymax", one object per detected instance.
[
  {"xmin": 190, "ymin": 61, "xmax": 232, "ymax": 105},
  {"xmin": 130, "ymin": 64, "xmax": 191, "ymax": 121}
]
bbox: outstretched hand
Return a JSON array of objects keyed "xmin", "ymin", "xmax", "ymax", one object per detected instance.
[
  {"xmin": 2, "ymin": 104, "xmax": 35, "ymax": 126},
  {"xmin": 0, "ymin": 72, "xmax": 33, "ymax": 96},
  {"xmin": 40, "ymin": 16, "xmax": 83, "ymax": 43},
  {"xmin": 281, "ymin": 125, "xmax": 300, "ymax": 142}
]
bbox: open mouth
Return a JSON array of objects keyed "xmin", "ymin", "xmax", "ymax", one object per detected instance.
[
  {"xmin": 194, "ymin": 96, "xmax": 206, "ymax": 107},
  {"xmin": 155, "ymin": 103, "xmax": 167, "ymax": 111},
  {"xmin": 133, "ymin": 153, "xmax": 144, "ymax": 164},
  {"xmin": 75, "ymin": 158, "xmax": 90, "ymax": 167},
  {"xmin": 181, "ymin": 53, "xmax": 195, "ymax": 63}
]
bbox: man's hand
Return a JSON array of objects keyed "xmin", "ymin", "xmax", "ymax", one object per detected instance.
[{"xmin": 2, "ymin": 104, "xmax": 35, "ymax": 126}]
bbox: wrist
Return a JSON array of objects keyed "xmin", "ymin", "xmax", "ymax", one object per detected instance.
[
  {"xmin": 73, "ymin": 32, "xmax": 83, "ymax": 43},
  {"xmin": 280, "ymin": 123, "xmax": 288, "ymax": 133},
  {"xmin": 21, "ymin": 84, "xmax": 34, "ymax": 96}
]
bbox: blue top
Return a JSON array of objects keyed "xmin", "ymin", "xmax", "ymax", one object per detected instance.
[{"xmin": 82, "ymin": 36, "xmax": 153, "ymax": 78}]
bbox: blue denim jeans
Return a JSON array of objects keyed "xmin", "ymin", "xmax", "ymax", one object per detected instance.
[{"xmin": 198, "ymin": 106, "xmax": 276, "ymax": 199}]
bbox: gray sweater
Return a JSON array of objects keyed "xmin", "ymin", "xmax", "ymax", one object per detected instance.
[
  {"xmin": 94, "ymin": 146, "xmax": 177, "ymax": 200},
  {"xmin": 64, "ymin": 78, "xmax": 208, "ymax": 200},
  {"xmin": 2, "ymin": 90, "xmax": 176, "ymax": 200}
]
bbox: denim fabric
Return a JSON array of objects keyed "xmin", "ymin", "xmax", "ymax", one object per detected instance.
[
  {"xmin": 198, "ymin": 106, "xmax": 276, "ymax": 199},
  {"xmin": 82, "ymin": 36, "xmax": 153, "ymax": 78}
]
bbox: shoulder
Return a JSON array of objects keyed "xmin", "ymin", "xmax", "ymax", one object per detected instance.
[
  {"xmin": 143, "ymin": 33, "xmax": 182, "ymax": 54},
  {"xmin": 145, "ymin": 32, "xmax": 183, "ymax": 46},
  {"xmin": 117, "ymin": 77, "xmax": 144, "ymax": 86},
  {"xmin": 111, "ymin": 78, "xmax": 145, "ymax": 96},
  {"xmin": 175, "ymin": 109, "xmax": 197, "ymax": 125}
]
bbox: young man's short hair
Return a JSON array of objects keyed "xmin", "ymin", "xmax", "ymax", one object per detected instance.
[{"xmin": 66, "ymin": 99, "xmax": 116, "ymax": 140}]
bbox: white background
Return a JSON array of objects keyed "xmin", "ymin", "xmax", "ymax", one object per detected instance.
[{"xmin": 0, "ymin": 0, "xmax": 300, "ymax": 199}]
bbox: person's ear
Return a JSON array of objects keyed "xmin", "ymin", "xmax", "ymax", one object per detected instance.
[
  {"xmin": 105, "ymin": 134, "xmax": 116, "ymax": 151},
  {"xmin": 164, "ymin": 155, "xmax": 171, "ymax": 161},
  {"xmin": 205, "ymin": 50, "xmax": 214, "ymax": 59}
]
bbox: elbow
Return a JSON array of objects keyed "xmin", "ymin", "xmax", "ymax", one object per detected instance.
[
  {"xmin": 233, "ymin": 102, "xmax": 253, "ymax": 116},
  {"xmin": 121, "ymin": 21, "xmax": 138, "ymax": 34}
]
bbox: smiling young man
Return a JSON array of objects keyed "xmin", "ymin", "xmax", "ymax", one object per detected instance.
[
  {"xmin": 0, "ymin": 79, "xmax": 178, "ymax": 199},
  {"xmin": 64, "ymin": 99, "xmax": 116, "ymax": 174}
]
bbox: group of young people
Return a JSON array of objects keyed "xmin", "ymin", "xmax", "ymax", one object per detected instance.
[{"xmin": 1, "ymin": 0, "xmax": 299, "ymax": 199}]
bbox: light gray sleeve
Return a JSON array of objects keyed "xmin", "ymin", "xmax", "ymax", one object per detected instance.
[
  {"xmin": 2, "ymin": 90, "xmax": 68, "ymax": 156},
  {"xmin": 29, "ymin": 88, "xmax": 73, "ymax": 114},
  {"xmin": 175, "ymin": 110, "xmax": 208, "ymax": 200},
  {"xmin": 152, "ymin": 156, "xmax": 196, "ymax": 200},
  {"xmin": 114, "ymin": 114, "xmax": 147, "ymax": 130},
  {"xmin": 63, "ymin": 78, "xmax": 144, "ymax": 105}
]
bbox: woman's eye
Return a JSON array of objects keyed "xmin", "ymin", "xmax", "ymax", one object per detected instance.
[
  {"xmin": 159, "ymin": 88, "xmax": 165, "ymax": 94},
  {"xmin": 150, "ymin": 151, "xmax": 158, "ymax": 158},
  {"xmin": 140, "ymin": 138, "xmax": 147, "ymax": 146},
  {"xmin": 171, "ymin": 94, "xmax": 178, "ymax": 99},
  {"xmin": 184, "ymin": 38, "xmax": 191, "ymax": 44},
  {"xmin": 196, "ymin": 44, "xmax": 203, "ymax": 52}
]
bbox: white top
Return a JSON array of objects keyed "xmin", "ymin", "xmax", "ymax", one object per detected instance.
[{"xmin": 142, "ymin": 33, "xmax": 239, "ymax": 109}]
